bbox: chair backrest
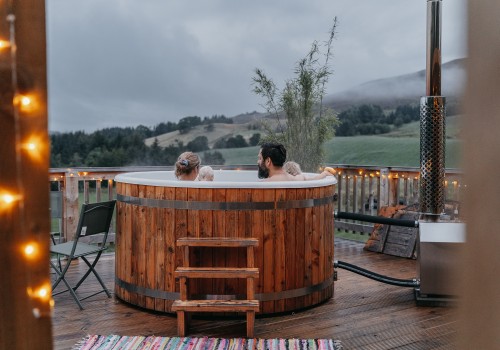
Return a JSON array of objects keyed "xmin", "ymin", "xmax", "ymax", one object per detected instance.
[
  {"xmin": 50, "ymin": 191, "xmax": 64, "ymax": 241},
  {"xmin": 75, "ymin": 200, "xmax": 116, "ymax": 241}
]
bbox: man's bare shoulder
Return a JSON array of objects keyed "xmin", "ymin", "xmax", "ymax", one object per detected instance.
[{"xmin": 263, "ymin": 173, "xmax": 304, "ymax": 182}]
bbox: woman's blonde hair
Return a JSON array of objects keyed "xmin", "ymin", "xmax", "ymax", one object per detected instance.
[
  {"xmin": 175, "ymin": 152, "xmax": 201, "ymax": 179},
  {"xmin": 283, "ymin": 161, "xmax": 302, "ymax": 176}
]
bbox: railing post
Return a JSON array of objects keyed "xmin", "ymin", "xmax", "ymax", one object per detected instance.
[
  {"xmin": 108, "ymin": 179, "xmax": 114, "ymax": 200},
  {"xmin": 361, "ymin": 174, "xmax": 366, "ymax": 214},
  {"xmin": 63, "ymin": 170, "xmax": 79, "ymax": 241},
  {"xmin": 353, "ymin": 175, "xmax": 358, "ymax": 214},
  {"xmin": 96, "ymin": 179, "xmax": 102, "ymax": 202},
  {"xmin": 345, "ymin": 175, "xmax": 351, "ymax": 214},
  {"xmin": 337, "ymin": 174, "xmax": 343, "ymax": 213},
  {"xmin": 83, "ymin": 179, "xmax": 90, "ymax": 204},
  {"xmin": 412, "ymin": 176, "xmax": 419, "ymax": 205},
  {"xmin": 403, "ymin": 177, "xmax": 409, "ymax": 205},
  {"xmin": 392, "ymin": 176, "xmax": 400, "ymax": 206},
  {"xmin": 379, "ymin": 168, "xmax": 390, "ymax": 208}
]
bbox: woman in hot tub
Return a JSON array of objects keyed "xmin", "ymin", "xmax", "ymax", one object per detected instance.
[{"xmin": 175, "ymin": 152, "xmax": 201, "ymax": 181}]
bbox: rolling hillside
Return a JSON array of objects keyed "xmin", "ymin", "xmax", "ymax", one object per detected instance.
[
  {"xmin": 144, "ymin": 122, "xmax": 262, "ymax": 148},
  {"xmin": 145, "ymin": 58, "xmax": 465, "ymax": 165}
]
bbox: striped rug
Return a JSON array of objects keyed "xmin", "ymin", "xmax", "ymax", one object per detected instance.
[{"xmin": 74, "ymin": 335, "xmax": 342, "ymax": 350}]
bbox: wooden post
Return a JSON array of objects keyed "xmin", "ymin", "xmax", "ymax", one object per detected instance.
[
  {"xmin": 0, "ymin": 0, "xmax": 52, "ymax": 349},
  {"xmin": 337, "ymin": 174, "xmax": 343, "ymax": 213},
  {"xmin": 459, "ymin": 2, "xmax": 500, "ymax": 349},
  {"xmin": 64, "ymin": 171, "xmax": 79, "ymax": 241},
  {"xmin": 96, "ymin": 179, "xmax": 102, "ymax": 202},
  {"xmin": 391, "ymin": 177, "xmax": 399, "ymax": 206},
  {"xmin": 352, "ymin": 175, "xmax": 358, "ymax": 214},
  {"xmin": 360, "ymin": 174, "xmax": 366, "ymax": 214},
  {"xmin": 379, "ymin": 168, "xmax": 389, "ymax": 208}
]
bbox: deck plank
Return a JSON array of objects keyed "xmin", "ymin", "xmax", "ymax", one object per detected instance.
[{"xmin": 51, "ymin": 238, "xmax": 458, "ymax": 350}]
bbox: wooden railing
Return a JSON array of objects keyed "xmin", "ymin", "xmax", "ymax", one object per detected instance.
[
  {"xmin": 49, "ymin": 165, "xmax": 464, "ymax": 242},
  {"xmin": 332, "ymin": 165, "xmax": 463, "ymax": 234}
]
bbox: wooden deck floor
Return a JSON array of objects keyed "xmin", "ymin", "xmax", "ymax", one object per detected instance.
[{"xmin": 51, "ymin": 238, "xmax": 458, "ymax": 350}]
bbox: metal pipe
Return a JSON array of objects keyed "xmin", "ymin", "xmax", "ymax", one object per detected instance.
[
  {"xmin": 426, "ymin": 0, "xmax": 443, "ymax": 96},
  {"xmin": 420, "ymin": 0, "xmax": 446, "ymax": 216},
  {"xmin": 334, "ymin": 260, "xmax": 420, "ymax": 288},
  {"xmin": 334, "ymin": 211, "xmax": 419, "ymax": 228}
]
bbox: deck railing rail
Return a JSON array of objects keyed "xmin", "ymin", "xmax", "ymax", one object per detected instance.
[{"xmin": 49, "ymin": 165, "xmax": 464, "ymax": 242}]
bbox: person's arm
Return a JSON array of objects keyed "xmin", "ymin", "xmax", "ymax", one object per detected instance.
[{"xmin": 305, "ymin": 167, "xmax": 337, "ymax": 180}]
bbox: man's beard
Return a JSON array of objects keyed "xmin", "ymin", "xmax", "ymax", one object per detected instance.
[{"xmin": 258, "ymin": 164, "xmax": 269, "ymax": 179}]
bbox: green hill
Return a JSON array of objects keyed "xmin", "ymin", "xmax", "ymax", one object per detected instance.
[
  {"xmin": 214, "ymin": 135, "xmax": 462, "ymax": 169},
  {"xmin": 144, "ymin": 122, "xmax": 262, "ymax": 148}
]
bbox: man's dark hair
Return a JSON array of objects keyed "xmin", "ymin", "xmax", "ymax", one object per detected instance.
[{"xmin": 260, "ymin": 142, "xmax": 287, "ymax": 167}]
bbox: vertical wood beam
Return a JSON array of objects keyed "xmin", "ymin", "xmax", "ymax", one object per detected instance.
[
  {"xmin": 378, "ymin": 168, "xmax": 389, "ymax": 208},
  {"xmin": 459, "ymin": 1, "xmax": 500, "ymax": 349},
  {"xmin": 63, "ymin": 172, "xmax": 79, "ymax": 241},
  {"xmin": 0, "ymin": 0, "xmax": 52, "ymax": 349}
]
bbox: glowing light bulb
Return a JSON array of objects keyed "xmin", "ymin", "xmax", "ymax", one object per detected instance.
[
  {"xmin": 37, "ymin": 288, "xmax": 48, "ymax": 298},
  {"xmin": 14, "ymin": 94, "xmax": 38, "ymax": 113},
  {"xmin": 22, "ymin": 242, "xmax": 40, "ymax": 260},
  {"xmin": 20, "ymin": 96, "xmax": 31, "ymax": 106},
  {"xmin": 24, "ymin": 244, "xmax": 35, "ymax": 256},
  {"xmin": 2, "ymin": 193, "xmax": 15, "ymax": 204},
  {"xmin": 27, "ymin": 282, "xmax": 52, "ymax": 302},
  {"xmin": 0, "ymin": 39, "xmax": 10, "ymax": 49}
]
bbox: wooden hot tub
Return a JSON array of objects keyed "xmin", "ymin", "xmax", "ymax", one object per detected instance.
[{"xmin": 114, "ymin": 170, "xmax": 336, "ymax": 315}]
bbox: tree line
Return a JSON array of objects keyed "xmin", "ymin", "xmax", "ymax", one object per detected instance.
[
  {"xmin": 50, "ymin": 115, "xmax": 232, "ymax": 168},
  {"xmin": 336, "ymin": 104, "xmax": 420, "ymax": 136},
  {"xmin": 50, "ymin": 103, "xmax": 426, "ymax": 168}
]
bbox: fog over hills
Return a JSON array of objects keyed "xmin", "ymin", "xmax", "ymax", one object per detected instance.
[
  {"xmin": 323, "ymin": 58, "xmax": 466, "ymax": 110},
  {"xmin": 147, "ymin": 59, "xmax": 466, "ymax": 147},
  {"xmin": 233, "ymin": 58, "xmax": 466, "ymax": 123}
]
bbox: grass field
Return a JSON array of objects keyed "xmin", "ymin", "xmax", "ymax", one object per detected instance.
[
  {"xmin": 215, "ymin": 116, "xmax": 463, "ymax": 168},
  {"xmin": 216, "ymin": 135, "xmax": 462, "ymax": 168}
]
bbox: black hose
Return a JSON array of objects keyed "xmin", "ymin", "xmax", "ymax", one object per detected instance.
[
  {"xmin": 334, "ymin": 260, "xmax": 420, "ymax": 288},
  {"xmin": 335, "ymin": 211, "xmax": 419, "ymax": 228}
]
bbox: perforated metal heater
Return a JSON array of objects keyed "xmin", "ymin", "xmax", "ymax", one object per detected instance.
[
  {"xmin": 419, "ymin": 96, "xmax": 446, "ymax": 215},
  {"xmin": 415, "ymin": 0, "xmax": 465, "ymax": 304}
]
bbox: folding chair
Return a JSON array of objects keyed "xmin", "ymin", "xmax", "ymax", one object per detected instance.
[{"xmin": 50, "ymin": 200, "xmax": 116, "ymax": 309}]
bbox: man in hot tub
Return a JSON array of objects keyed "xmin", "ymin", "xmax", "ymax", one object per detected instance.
[{"xmin": 258, "ymin": 142, "xmax": 336, "ymax": 181}]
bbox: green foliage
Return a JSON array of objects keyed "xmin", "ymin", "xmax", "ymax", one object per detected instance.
[
  {"xmin": 187, "ymin": 136, "xmax": 210, "ymax": 152},
  {"xmin": 50, "ymin": 126, "xmax": 183, "ymax": 167},
  {"xmin": 202, "ymin": 114, "xmax": 232, "ymax": 124},
  {"xmin": 178, "ymin": 116, "xmax": 202, "ymax": 134},
  {"xmin": 202, "ymin": 151, "xmax": 225, "ymax": 165},
  {"xmin": 252, "ymin": 18, "xmax": 340, "ymax": 171},
  {"xmin": 226, "ymin": 135, "xmax": 248, "ymax": 148},
  {"xmin": 336, "ymin": 104, "xmax": 420, "ymax": 136},
  {"xmin": 249, "ymin": 133, "xmax": 261, "ymax": 146},
  {"xmin": 213, "ymin": 134, "xmax": 249, "ymax": 149}
]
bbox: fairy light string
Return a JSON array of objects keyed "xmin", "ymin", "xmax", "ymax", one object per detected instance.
[{"xmin": 3, "ymin": 9, "xmax": 53, "ymax": 317}]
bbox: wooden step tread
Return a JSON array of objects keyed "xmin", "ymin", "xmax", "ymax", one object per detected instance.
[
  {"xmin": 175, "ymin": 267, "xmax": 259, "ymax": 278},
  {"xmin": 172, "ymin": 299, "xmax": 259, "ymax": 312},
  {"xmin": 177, "ymin": 237, "xmax": 259, "ymax": 247}
]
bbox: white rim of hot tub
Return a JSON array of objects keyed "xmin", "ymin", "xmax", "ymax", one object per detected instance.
[{"xmin": 115, "ymin": 170, "xmax": 337, "ymax": 189}]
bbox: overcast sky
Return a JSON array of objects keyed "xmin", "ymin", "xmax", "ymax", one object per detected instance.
[{"xmin": 46, "ymin": 0, "xmax": 467, "ymax": 133}]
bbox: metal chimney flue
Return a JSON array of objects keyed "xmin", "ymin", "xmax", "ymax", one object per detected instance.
[{"xmin": 420, "ymin": 0, "xmax": 446, "ymax": 217}]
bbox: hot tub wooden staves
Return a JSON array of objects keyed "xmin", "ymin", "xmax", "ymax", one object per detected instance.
[{"xmin": 114, "ymin": 171, "xmax": 336, "ymax": 314}]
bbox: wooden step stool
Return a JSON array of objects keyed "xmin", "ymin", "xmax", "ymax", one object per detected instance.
[{"xmin": 172, "ymin": 237, "xmax": 260, "ymax": 338}]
